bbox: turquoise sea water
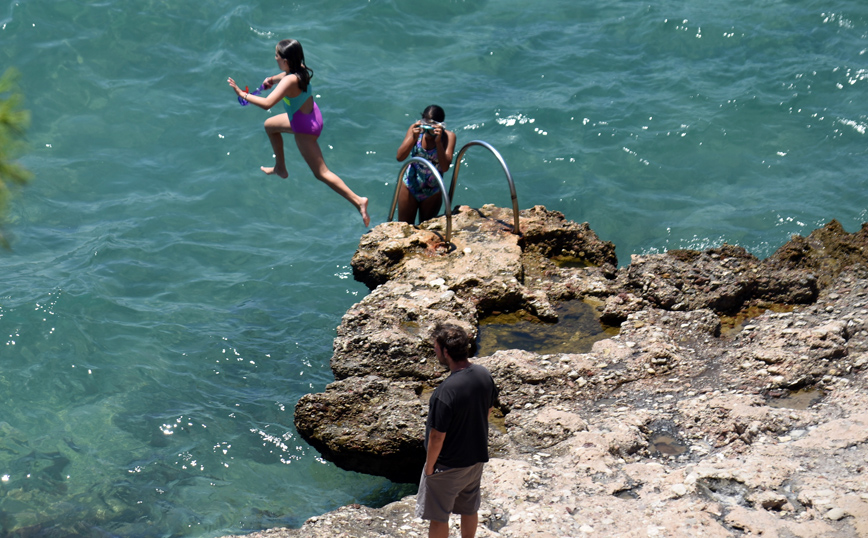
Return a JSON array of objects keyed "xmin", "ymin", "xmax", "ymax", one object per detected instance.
[{"xmin": 1, "ymin": 0, "xmax": 866, "ymax": 535}]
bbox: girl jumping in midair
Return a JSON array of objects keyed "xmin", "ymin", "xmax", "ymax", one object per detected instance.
[{"xmin": 228, "ymin": 39, "xmax": 370, "ymax": 227}]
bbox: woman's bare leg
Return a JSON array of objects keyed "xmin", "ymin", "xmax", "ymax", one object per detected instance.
[
  {"xmin": 418, "ymin": 191, "xmax": 443, "ymax": 223},
  {"xmin": 295, "ymin": 134, "xmax": 370, "ymax": 227},
  {"xmin": 397, "ymin": 182, "xmax": 419, "ymax": 224},
  {"xmin": 262, "ymin": 115, "xmax": 292, "ymax": 178}
]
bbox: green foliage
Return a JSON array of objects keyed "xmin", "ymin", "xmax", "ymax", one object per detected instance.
[{"xmin": 0, "ymin": 67, "xmax": 32, "ymax": 247}]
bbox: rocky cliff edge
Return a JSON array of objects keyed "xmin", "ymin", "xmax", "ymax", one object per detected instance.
[{"xmin": 225, "ymin": 205, "xmax": 868, "ymax": 538}]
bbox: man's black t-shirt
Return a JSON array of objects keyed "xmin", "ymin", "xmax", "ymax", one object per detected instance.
[{"xmin": 425, "ymin": 364, "xmax": 498, "ymax": 469}]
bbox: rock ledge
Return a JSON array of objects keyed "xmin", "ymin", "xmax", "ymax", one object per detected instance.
[{"xmin": 225, "ymin": 207, "xmax": 868, "ymax": 538}]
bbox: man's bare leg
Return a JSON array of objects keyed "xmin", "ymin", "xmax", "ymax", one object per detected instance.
[
  {"xmin": 428, "ymin": 520, "xmax": 449, "ymax": 538},
  {"xmin": 460, "ymin": 513, "xmax": 478, "ymax": 538}
]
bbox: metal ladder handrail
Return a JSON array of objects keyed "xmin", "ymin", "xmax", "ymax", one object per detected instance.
[
  {"xmin": 387, "ymin": 140, "xmax": 519, "ymax": 242},
  {"xmin": 448, "ymin": 140, "xmax": 520, "ymax": 234},
  {"xmin": 387, "ymin": 156, "xmax": 453, "ymax": 242}
]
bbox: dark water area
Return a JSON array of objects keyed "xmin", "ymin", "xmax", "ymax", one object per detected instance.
[{"xmin": 477, "ymin": 300, "xmax": 617, "ymax": 356}]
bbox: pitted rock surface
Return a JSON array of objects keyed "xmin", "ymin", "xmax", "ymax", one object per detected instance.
[{"xmin": 224, "ymin": 209, "xmax": 868, "ymax": 538}]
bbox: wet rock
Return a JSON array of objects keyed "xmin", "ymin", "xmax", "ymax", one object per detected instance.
[
  {"xmin": 601, "ymin": 244, "xmax": 819, "ymax": 325},
  {"xmin": 293, "ymin": 375, "xmax": 426, "ymax": 483},
  {"xmin": 296, "ymin": 206, "xmax": 616, "ymax": 477},
  {"xmin": 765, "ymin": 219, "xmax": 868, "ymax": 289}
]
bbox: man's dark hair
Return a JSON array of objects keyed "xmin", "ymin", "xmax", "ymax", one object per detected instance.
[{"xmin": 432, "ymin": 323, "xmax": 470, "ymax": 362}]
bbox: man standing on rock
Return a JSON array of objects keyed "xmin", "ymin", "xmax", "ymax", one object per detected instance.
[{"xmin": 416, "ymin": 323, "xmax": 499, "ymax": 538}]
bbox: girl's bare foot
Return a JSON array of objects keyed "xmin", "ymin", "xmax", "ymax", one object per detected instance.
[
  {"xmin": 359, "ymin": 197, "xmax": 370, "ymax": 227},
  {"xmin": 261, "ymin": 165, "xmax": 289, "ymax": 179}
]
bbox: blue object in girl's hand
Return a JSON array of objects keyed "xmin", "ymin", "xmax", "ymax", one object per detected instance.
[{"xmin": 238, "ymin": 84, "xmax": 267, "ymax": 106}]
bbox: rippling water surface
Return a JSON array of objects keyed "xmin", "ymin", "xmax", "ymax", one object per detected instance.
[{"xmin": 1, "ymin": 0, "xmax": 866, "ymax": 535}]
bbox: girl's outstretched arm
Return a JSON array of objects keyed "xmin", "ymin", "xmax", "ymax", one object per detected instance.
[
  {"xmin": 228, "ymin": 75, "xmax": 296, "ymax": 110},
  {"xmin": 263, "ymin": 72, "xmax": 286, "ymax": 89}
]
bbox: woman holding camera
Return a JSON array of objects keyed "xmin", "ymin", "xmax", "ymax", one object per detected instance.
[
  {"xmin": 228, "ymin": 39, "xmax": 369, "ymax": 227},
  {"xmin": 396, "ymin": 105, "xmax": 457, "ymax": 225}
]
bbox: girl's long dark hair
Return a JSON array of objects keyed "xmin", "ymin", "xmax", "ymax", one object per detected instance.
[{"xmin": 277, "ymin": 39, "xmax": 313, "ymax": 91}]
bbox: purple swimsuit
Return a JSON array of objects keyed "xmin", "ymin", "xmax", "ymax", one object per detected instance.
[{"xmin": 282, "ymin": 85, "xmax": 323, "ymax": 137}]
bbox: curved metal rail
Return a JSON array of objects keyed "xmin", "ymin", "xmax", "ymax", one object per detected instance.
[
  {"xmin": 448, "ymin": 140, "xmax": 520, "ymax": 234},
  {"xmin": 387, "ymin": 156, "xmax": 452, "ymax": 242}
]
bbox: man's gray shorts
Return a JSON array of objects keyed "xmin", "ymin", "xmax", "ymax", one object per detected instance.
[{"xmin": 415, "ymin": 462, "xmax": 485, "ymax": 522}]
